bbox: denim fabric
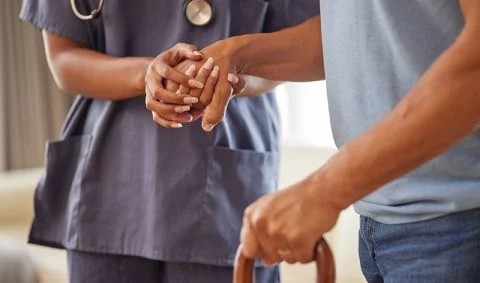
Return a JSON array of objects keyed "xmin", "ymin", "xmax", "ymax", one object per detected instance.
[{"xmin": 358, "ymin": 208, "xmax": 480, "ymax": 283}]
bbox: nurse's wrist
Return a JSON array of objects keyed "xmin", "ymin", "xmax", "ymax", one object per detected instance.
[{"xmin": 133, "ymin": 57, "xmax": 154, "ymax": 94}]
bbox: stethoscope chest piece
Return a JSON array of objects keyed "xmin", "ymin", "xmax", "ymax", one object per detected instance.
[{"xmin": 185, "ymin": 0, "xmax": 214, "ymax": 26}]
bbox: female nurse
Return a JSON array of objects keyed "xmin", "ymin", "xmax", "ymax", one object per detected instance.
[{"xmin": 19, "ymin": 0, "xmax": 318, "ymax": 282}]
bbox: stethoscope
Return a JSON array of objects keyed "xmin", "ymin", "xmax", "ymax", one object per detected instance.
[{"xmin": 70, "ymin": 0, "xmax": 214, "ymax": 26}]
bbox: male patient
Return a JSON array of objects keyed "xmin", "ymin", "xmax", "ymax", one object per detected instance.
[{"xmin": 150, "ymin": 1, "xmax": 480, "ymax": 282}]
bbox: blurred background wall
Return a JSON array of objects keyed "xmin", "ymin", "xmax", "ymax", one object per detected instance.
[{"xmin": 0, "ymin": 0, "xmax": 72, "ymax": 172}]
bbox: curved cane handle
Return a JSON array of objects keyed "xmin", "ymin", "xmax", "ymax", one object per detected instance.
[{"xmin": 233, "ymin": 238, "xmax": 335, "ymax": 283}]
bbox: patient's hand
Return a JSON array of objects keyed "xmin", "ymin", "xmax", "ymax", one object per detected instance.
[{"xmin": 165, "ymin": 57, "xmax": 246, "ymax": 124}]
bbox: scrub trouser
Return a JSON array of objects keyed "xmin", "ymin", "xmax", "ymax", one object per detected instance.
[
  {"xmin": 359, "ymin": 208, "xmax": 480, "ymax": 283},
  {"xmin": 67, "ymin": 250, "xmax": 280, "ymax": 283}
]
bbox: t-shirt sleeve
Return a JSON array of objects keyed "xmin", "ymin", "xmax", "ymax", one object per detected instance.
[
  {"xmin": 19, "ymin": 0, "xmax": 96, "ymax": 47},
  {"xmin": 263, "ymin": 0, "xmax": 320, "ymax": 33}
]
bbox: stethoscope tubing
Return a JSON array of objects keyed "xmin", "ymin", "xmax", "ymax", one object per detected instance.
[{"xmin": 70, "ymin": 0, "xmax": 105, "ymax": 21}]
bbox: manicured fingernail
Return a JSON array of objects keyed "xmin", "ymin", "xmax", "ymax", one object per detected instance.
[
  {"xmin": 184, "ymin": 96, "xmax": 199, "ymax": 104},
  {"xmin": 228, "ymin": 73, "xmax": 239, "ymax": 84},
  {"xmin": 171, "ymin": 123, "xmax": 183, "ymax": 128},
  {"xmin": 175, "ymin": 105, "xmax": 191, "ymax": 113},
  {"xmin": 211, "ymin": 66, "xmax": 219, "ymax": 78},
  {"xmin": 193, "ymin": 51, "xmax": 202, "ymax": 56},
  {"xmin": 186, "ymin": 64, "xmax": 196, "ymax": 76},
  {"xmin": 203, "ymin": 57, "xmax": 214, "ymax": 70},
  {"xmin": 188, "ymin": 79, "xmax": 204, "ymax": 89},
  {"xmin": 175, "ymin": 89, "xmax": 182, "ymax": 95},
  {"xmin": 203, "ymin": 123, "xmax": 214, "ymax": 132}
]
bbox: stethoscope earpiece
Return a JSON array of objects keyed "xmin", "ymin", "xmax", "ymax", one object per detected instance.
[{"xmin": 184, "ymin": 0, "xmax": 214, "ymax": 27}]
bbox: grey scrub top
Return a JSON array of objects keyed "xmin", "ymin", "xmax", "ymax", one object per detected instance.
[{"xmin": 20, "ymin": 0, "xmax": 319, "ymax": 266}]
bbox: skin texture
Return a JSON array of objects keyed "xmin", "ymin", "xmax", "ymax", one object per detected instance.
[
  {"xmin": 232, "ymin": 0, "xmax": 480, "ymax": 266},
  {"xmin": 42, "ymin": 35, "xmax": 248, "ymax": 128},
  {"xmin": 186, "ymin": 16, "xmax": 324, "ymax": 131},
  {"xmin": 146, "ymin": 44, "xmax": 282, "ymax": 130},
  {"xmin": 42, "ymin": 31, "xmax": 152, "ymax": 100}
]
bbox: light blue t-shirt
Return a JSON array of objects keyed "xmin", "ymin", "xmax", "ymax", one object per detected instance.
[{"xmin": 320, "ymin": 0, "xmax": 480, "ymax": 224}]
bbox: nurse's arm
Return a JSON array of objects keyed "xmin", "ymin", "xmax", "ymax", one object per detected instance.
[
  {"xmin": 42, "ymin": 32, "xmax": 201, "ymax": 101},
  {"xmin": 42, "ymin": 31, "xmax": 149, "ymax": 100}
]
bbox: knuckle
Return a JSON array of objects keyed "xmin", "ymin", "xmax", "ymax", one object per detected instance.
[
  {"xmin": 251, "ymin": 213, "xmax": 267, "ymax": 230},
  {"xmin": 145, "ymin": 98, "xmax": 155, "ymax": 109},
  {"xmin": 158, "ymin": 66, "xmax": 168, "ymax": 77},
  {"xmin": 286, "ymin": 232, "xmax": 303, "ymax": 248},
  {"xmin": 165, "ymin": 82, "xmax": 177, "ymax": 92},
  {"xmin": 153, "ymin": 90, "xmax": 163, "ymax": 100},
  {"xmin": 244, "ymin": 206, "xmax": 254, "ymax": 218},
  {"xmin": 147, "ymin": 63, "xmax": 155, "ymax": 73},
  {"xmin": 199, "ymin": 95, "xmax": 211, "ymax": 107},
  {"xmin": 267, "ymin": 225, "xmax": 282, "ymax": 238},
  {"xmin": 163, "ymin": 67, "xmax": 172, "ymax": 77},
  {"xmin": 284, "ymin": 257, "xmax": 297, "ymax": 264},
  {"xmin": 298, "ymin": 251, "xmax": 314, "ymax": 264}
]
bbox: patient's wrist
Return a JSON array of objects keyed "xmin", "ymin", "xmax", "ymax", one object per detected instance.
[{"xmin": 228, "ymin": 34, "xmax": 259, "ymax": 75}]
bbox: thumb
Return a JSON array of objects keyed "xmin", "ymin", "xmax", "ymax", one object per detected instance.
[
  {"xmin": 240, "ymin": 217, "xmax": 261, "ymax": 259},
  {"xmin": 228, "ymin": 73, "xmax": 247, "ymax": 96}
]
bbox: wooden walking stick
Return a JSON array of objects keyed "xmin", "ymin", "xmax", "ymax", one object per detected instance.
[{"xmin": 234, "ymin": 238, "xmax": 335, "ymax": 283}]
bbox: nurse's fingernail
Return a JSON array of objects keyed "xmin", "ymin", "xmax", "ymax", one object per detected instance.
[
  {"xmin": 175, "ymin": 105, "xmax": 191, "ymax": 113},
  {"xmin": 188, "ymin": 79, "xmax": 204, "ymax": 89},
  {"xmin": 203, "ymin": 57, "xmax": 214, "ymax": 70},
  {"xmin": 211, "ymin": 66, "xmax": 219, "ymax": 78},
  {"xmin": 171, "ymin": 123, "xmax": 183, "ymax": 128},
  {"xmin": 228, "ymin": 73, "xmax": 239, "ymax": 84},
  {"xmin": 185, "ymin": 64, "xmax": 196, "ymax": 76},
  {"xmin": 203, "ymin": 123, "xmax": 214, "ymax": 132},
  {"xmin": 184, "ymin": 96, "xmax": 199, "ymax": 104},
  {"xmin": 193, "ymin": 51, "xmax": 203, "ymax": 57}
]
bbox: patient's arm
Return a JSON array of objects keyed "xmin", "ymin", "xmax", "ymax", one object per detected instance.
[{"xmin": 198, "ymin": 15, "xmax": 323, "ymax": 131}]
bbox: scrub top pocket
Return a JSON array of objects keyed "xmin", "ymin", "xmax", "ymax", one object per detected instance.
[
  {"xmin": 30, "ymin": 135, "xmax": 93, "ymax": 248},
  {"xmin": 200, "ymin": 146, "xmax": 279, "ymax": 262}
]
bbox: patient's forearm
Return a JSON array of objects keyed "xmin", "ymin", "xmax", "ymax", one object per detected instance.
[
  {"xmin": 240, "ymin": 76, "xmax": 282, "ymax": 97},
  {"xmin": 235, "ymin": 16, "xmax": 324, "ymax": 82}
]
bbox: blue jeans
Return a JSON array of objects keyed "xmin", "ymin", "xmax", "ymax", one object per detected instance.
[{"xmin": 359, "ymin": 208, "xmax": 480, "ymax": 283}]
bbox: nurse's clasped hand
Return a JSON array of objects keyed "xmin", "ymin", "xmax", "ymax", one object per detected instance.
[
  {"xmin": 145, "ymin": 43, "xmax": 202, "ymax": 128},
  {"xmin": 145, "ymin": 41, "xmax": 246, "ymax": 131}
]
